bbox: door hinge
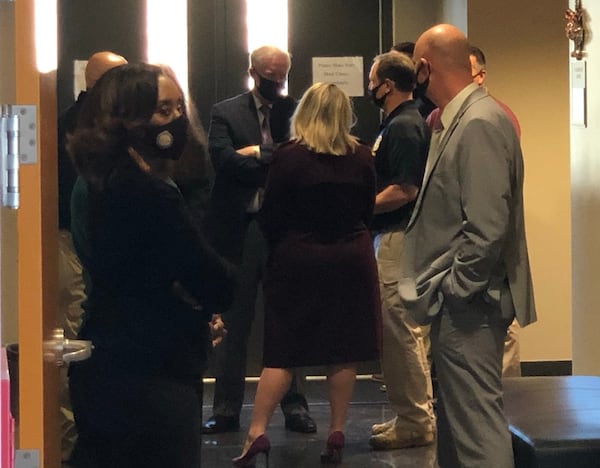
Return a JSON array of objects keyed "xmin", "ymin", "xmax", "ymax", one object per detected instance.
[
  {"xmin": 0, "ymin": 104, "xmax": 20, "ymax": 209},
  {"xmin": 14, "ymin": 449, "xmax": 40, "ymax": 468},
  {"xmin": 0, "ymin": 104, "xmax": 36, "ymax": 209}
]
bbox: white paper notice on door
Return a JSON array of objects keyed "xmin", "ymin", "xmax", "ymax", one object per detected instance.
[{"xmin": 312, "ymin": 56, "xmax": 364, "ymax": 97}]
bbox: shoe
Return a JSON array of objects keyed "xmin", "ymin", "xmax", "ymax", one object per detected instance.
[
  {"xmin": 369, "ymin": 425, "xmax": 435, "ymax": 450},
  {"xmin": 232, "ymin": 434, "xmax": 270, "ymax": 467},
  {"xmin": 371, "ymin": 417, "xmax": 397, "ymax": 435},
  {"xmin": 320, "ymin": 431, "xmax": 344, "ymax": 464},
  {"xmin": 371, "ymin": 373, "xmax": 384, "ymax": 383},
  {"xmin": 284, "ymin": 410, "xmax": 317, "ymax": 433},
  {"xmin": 202, "ymin": 415, "xmax": 240, "ymax": 435}
]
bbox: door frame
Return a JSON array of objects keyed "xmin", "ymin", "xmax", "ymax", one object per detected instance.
[{"xmin": 14, "ymin": 0, "xmax": 60, "ymax": 466}]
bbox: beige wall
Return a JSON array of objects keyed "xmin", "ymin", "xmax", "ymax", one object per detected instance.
[
  {"xmin": 394, "ymin": 0, "xmax": 573, "ymax": 363},
  {"xmin": 469, "ymin": 3, "xmax": 572, "ymax": 362},
  {"xmin": 569, "ymin": 0, "xmax": 600, "ymax": 375}
]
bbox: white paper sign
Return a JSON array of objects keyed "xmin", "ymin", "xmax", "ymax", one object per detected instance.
[
  {"xmin": 571, "ymin": 61, "xmax": 586, "ymax": 89},
  {"xmin": 312, "ymin": 56, "xmax": 364, "ymax": 97}
]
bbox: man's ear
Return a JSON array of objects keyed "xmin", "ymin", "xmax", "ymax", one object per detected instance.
[
  {"xmin": 479, "ymin": 70, "xmax": 487, "ymax": 84},
  {"xmin": 415, "ymin": 58, "xmax": 431, "ymax": 83}
]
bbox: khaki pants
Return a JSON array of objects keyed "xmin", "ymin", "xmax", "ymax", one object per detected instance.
[
  {"xmin": 59, "ymin": 230, "xmax": 86, "ymax": 462},
  {"xmin": 502, "ymin": 319, "xmax": 521, "ymax": 377},
  {"xmin": 374, "ymin": 230, "xmax": 435, "ymax": 433}
]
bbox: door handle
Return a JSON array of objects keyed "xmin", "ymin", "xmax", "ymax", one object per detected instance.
[{"xmin": 43, "ymin": 328, "xmax": 93, "ymax": 367}]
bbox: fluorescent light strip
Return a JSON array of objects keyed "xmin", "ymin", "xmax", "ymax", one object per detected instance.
[
  {"xmin": 203, "ymin": 374, "xmax": 376, "ymax": 384},
  {"xmin": 35, "ymin": 0, "xmax": 58, "ymax": 73},
  {"xmin": 146, "ymin": 0, "xmax": 189, "ymax": 95},
  {"xmin": 246, "ymin": 0, "xmax": 289, "ymax": 91}
]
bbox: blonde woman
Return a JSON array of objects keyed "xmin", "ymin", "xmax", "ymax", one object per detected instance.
[{"xmin": 233, "ymin": 83, "xmax": 381, "ymax": 466}]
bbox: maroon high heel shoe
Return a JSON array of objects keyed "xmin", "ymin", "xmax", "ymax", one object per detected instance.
[
  {"xmin": 320, "ymin": 431, "xmax": 345, "ymax": 464},
  {"xmin": 232, "ymin": 434, "xmax": 271, "ymax": 467}
]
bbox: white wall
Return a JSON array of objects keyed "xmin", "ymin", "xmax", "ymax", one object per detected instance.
[
  {"xmin": 569, "ymin": 0, "xmax": 600, "ymax": 375},
  {"xmin": 442, "ymin": 0, "xmax": 467, "ymax": 33}
]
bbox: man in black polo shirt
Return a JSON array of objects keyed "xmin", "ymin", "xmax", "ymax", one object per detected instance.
[{"xmin": 367, "ymin": 51, "xmax": 436, "ymax": 450}]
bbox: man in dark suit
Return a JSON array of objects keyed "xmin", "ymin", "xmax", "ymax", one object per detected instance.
[
  {"xmin": 400, "ymin": 25, "xmax": 536, "ymax": 467},
  {"xmin": 202, "ymin": 45, "xmax": 316, "ymax": 435}
]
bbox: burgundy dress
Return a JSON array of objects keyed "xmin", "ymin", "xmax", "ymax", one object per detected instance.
[{"xmin": 259, "ymin": 141, "xmax": 381, "ymax": 368}]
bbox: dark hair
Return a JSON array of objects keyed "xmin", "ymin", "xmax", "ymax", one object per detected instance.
[
  {"xmin": 469, "ymin": 45, "xmax": 486, "ymax": 68},
  {"xmin": 68, "ymin": 63, "xmax": 164, "ymax": 188},
  {"xmin": 391, "ymin": 41, "xmax": 415, "ymax": 56},
  {"xmin": 157, "ymin": 64, "xmax": 213, "ymax": 223},
  {"xmin": 171, "ymin": 97, "xmax": 213, "ymax": 225},
  {"xmin": 373, "ymin": 51, "xmax": 416, "ymax": 93}
]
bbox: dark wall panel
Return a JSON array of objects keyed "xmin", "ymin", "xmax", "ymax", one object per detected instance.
[
  {"xmin": 289, "ymin": 0, "xmax": 393, "ymax": 145},
  {"xmin": 189, "ymin": 0, "xmax": 248, "ymax": 128},
  {"xmin": 57, "ymin": 0, "xmax": 146, "ymax": 115}
]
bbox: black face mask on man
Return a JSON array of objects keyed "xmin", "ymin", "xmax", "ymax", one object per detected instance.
[
  {"xmin": 128, "ymin": 114, "xmax": 188, "ymax": 161},
  {"xmin": 257, "ymin": 74, "xmax": 284, "ymax": 102},
  {"xmin": 413, "ymin": 62, "xmax": 430, "ymax": 101},
  {"xmin": 369, "ymin": 82, "xmax": 389, "ymax": 108}
]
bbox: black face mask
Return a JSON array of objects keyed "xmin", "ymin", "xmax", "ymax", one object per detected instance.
[
  {"xmin": 413, "ymin": 62, "xmax": 430, "ymax": 101},
  {"xmin": 129, "ymin": 114, "xmax": 188, "ymax": 161},
  {"xmin": 257, "ymin": 74, "xmax": 284, "ymax": 102},
  {"xmin": 370, "ymin": 82, "xmax": 389, "ymax": 108}
]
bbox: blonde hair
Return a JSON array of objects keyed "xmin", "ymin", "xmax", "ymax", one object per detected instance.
[{"xmin": 291, "ymin": 82, "xmax": 358, "ymax": 156}]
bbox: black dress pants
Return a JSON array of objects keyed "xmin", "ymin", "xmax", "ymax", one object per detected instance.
[
  {"xmin": 69, "ymin": 362, "xmax": 202, "ymax": 468},
  {"xmin": 212, "ymin": 219, "xmax": 307, "ymax": 417}
]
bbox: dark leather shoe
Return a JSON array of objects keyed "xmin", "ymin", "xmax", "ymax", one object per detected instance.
[
  {"xmin": 284, "ymin": 410, "xmax": 317, "ymax": 433},
  {"xmin": 201, "ymin": 415, "xmax": 240, "ymax": 434}
]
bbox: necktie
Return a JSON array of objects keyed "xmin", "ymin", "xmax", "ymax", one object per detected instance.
[
  {"xmin": 260, "ymin": 105, "xmax": 273, "ymax": 145},
  {"xmin": 246, "ymin": 105, "xmax": 272, "ymax": 213}
]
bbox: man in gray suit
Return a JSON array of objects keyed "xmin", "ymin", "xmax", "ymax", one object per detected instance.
[{"xmin": 400, "ymin": 24, "xmax": 537, "ymax": 467}]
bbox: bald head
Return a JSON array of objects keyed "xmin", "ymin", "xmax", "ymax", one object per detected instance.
[
  {"xmin": 85, "ymin": 51, "xmax": 128, "ymax": 89},
  {"xmin": 413, "ymin": 24, "xmax": 473, "ymax": 108}
]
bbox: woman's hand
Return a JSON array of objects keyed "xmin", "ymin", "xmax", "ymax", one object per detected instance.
[{"xmin": 209, "ymin": 314, "xmax": 227, "ymax": 347}]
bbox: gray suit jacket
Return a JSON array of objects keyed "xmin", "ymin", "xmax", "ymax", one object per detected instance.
[{"xmin": 399, "ymin": 86, "xmax": 537, "ymax": 327}]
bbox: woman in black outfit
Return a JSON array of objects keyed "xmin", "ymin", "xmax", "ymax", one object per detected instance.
[{"xmin": 67, "ymin": 63, "xmax": 234, "ymax": 468}]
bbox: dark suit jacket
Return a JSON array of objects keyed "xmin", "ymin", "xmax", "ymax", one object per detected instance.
[
  {"xmin": 57, "ymin": 91, "xmax": 87, "ymax": 230},
  {"xmin": 205, "ymin": 91, "xmax": 295, "ymax": 262}
]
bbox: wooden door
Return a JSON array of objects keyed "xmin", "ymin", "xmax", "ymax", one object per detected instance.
[{"xmin": 13, "ymin": 1, "xmax": 60, "ymax": 467}]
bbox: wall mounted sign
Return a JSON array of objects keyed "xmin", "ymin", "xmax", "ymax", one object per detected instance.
[{"xmin": 312, "ymin": 56, "xmax": 364, "ymax": 97}]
